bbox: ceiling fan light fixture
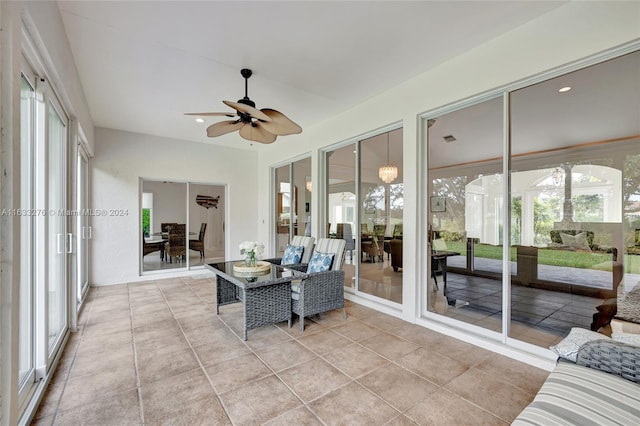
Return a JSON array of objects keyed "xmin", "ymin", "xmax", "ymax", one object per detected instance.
[{"xmin": 185, "ymin": 68, "xmax": 301, "ymax": 144}]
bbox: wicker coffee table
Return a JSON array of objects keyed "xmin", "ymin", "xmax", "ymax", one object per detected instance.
[{"xmin": 206, "ymin": 261, "xmax": 303, "ymax": 340}]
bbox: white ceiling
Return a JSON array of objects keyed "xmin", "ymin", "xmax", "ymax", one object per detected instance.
[{"xmin": 57, "ymin": 0, "xmax": 569, "ymax": 150}]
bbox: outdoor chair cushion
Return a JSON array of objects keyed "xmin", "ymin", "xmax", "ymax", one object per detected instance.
[
  {"xmin": 281, "ymin": 244, "xmax": 304, "ymax": 264},
  {"xmin": 308, "ymin": 252, "xmax": 334, "ymax": 273}
]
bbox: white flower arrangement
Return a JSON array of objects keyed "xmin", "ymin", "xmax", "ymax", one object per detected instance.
[{"xmin": 239, "ymin": 241, "xmax": 265, "ymax": 257}]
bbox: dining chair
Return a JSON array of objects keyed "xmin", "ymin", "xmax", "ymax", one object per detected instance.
[
  {"xmin": 142, "ymin": 231, "xmax": 162, "ymax": 257},
  {"xmin": 189, "ymin": 222, "xmax": 207, "ymax": 258},
  {"xmin": 164, "ymin": 224, "xmax": 186, "ymax": 263}
]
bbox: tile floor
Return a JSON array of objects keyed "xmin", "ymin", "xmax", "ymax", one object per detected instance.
[{"xmin": 31, "ymin": 275, "xmax": 550, "ymax": 425}]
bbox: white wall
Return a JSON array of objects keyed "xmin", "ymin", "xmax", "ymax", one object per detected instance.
[
  {"xmin": 255, "ymin": 0, "xmax": 640, "ymax": 331},
  {"xmin": 91, "ymin": 127, "xmax": 258, "ymax": 285}
]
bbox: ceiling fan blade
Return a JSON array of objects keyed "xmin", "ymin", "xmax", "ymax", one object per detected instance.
[
  {"xmin": 239, "ymin": 123, "xmax": 277, "ymax": 144},
  {"xmin": 223, "ymin": 100, "xmax": 272, "ymax": 122},
  {"xmin": 206, "ymin": 120, "xmax": 243, "ymax": 137},
  {"xmin": 259, "ymin": 108, "xmax": 302, "ymax": 136},
  {"xmin": 185, "ymin": 112, "xmax": 236, "ymax": 117}
]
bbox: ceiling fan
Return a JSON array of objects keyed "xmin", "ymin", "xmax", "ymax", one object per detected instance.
[{"xmin": 185, "ymin": 68, "xmax": 302, "ymax": 144}]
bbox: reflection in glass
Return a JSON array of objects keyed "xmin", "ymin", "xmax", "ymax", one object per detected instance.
[
  {"xmin": 188, "ymin": 183, "xmax": 225, "ymax": 268},
  {"xmin": 426, "ymin": 96, "xmax": 503, "ymax": 333},
  {"xmin": 47, "ymin": 102, "xmax": 68, "ymax": 354},
  {"xmin": 359, "ymin": 129, "xmax": 403, "ymax": 303},
  {"xmin": 141, "ymin": 180, "xmax": 187, "ymax": 272},
  {"xmin": 327, "ymin": 144, "xmax": 356, "ymax": 288}
]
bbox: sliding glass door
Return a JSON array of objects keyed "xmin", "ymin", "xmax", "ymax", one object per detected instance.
[
  {"xmin": 324, "ymin": 128, "xmax": 403, "ymax": 303},
  {"xmin": 273, "ymin": 156, "xmax": 312, "ymax": 256},
  {"xmin": 46, "ymin": 98, "xmax": 69, "ymax": 355},
  {"xmin": 422, "ymin": 49, "xmax": 639, "ymax": 349}
]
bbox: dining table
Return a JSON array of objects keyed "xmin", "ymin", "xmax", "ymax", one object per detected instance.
[{"xmin": 206, "ymin": 260, "xmax": 305, "ymax": 340}]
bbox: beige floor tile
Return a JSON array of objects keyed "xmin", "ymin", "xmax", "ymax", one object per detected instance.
[
  {"xmin": 135, "ymin": 332, "xmax": 190, "ymax": 359},
  {"xmin": 143, "ymin": 395, "xmax": 230, "ymax": 426},
  {"xmin": 280, "ymin": 317, "xmax": 328, "ymax": 336},
  {"xmin": 137, "ymin": 347, "xmax": 201, "ymax": 385},
  {"xmin": 358, "ymin": 363, "xmax": 439, "ymax": 411},
  {"xmin": 362, "ymin": 312, "xmax": 410, "ymax": 332},
  {"xmin": 432, "ymin": 337, "xmax": 492, "ymax": 368},
  {"xmin": 255, "ymin": 340, "xmax": 317, "ymax": 372},
  {"xmin": 35, "ymin": 278, "xmax": 552, "ymax": 425},
  {"xmin": 30, "ymin": 415, "xmax": 54, "ymax": 426},
  {"xmin": 297, "ymin": 329, "xmax": 353, "ymax": 355},
  {"xmin": 75, "ymin": 329, "xmax": 133, "ymax": 357},
  {"xmin": 359, "ymin": 332, "xmax": 420, "ymax": 360},
  {"xmin": 82, "ymin": 316, "xmax": 131, "ymax": 339},
  {"xmin": 219, "ymin": 375, "xmax": 301, "ymax": 425},
  {"xmin": 389, "ymin": 323, "xmax": 446, "ymax": 348},
  {"xmin": 130, "ymin": 301, "xmax": 171, "ymax": 317},
  {"xmin": 192, "ymin": 337, "xmax": 251, "ymax": 367},
  {"xmin": 33, "ymin": 382, "xmax": 64, "ymax": 420},
  {"xmin": 58, "ymin": 366, "xmax": 137, "ymax": 411},
  {"xmin": 444, "ymin": 368, "xmax": 534, "ymax": 423},
  {"xmin": 53, "ymin": 389, "xmax": 140, "ymax": 426},
  {"xmin": 278, "ymin": 358, "xmax": 351, "ymax": 402},
  {"xmin": 205, "ymin": 353, "xmax": 272, "ymax": 394},
  {"xmin": 323, "ymin": 343, "xmax": 388, "ymax": 379},
  {"xmin": 385, "ymin": 414, "xmax": 420, "ymax": 425},
  {"xmin": 242, "ymin": 325, "xmax": 293, "ymax": 350},
  {"xmin": 70, "ymin": 344, "xmax": 134, "ymax": 379},
  {"xmin": 309, "ymin": 381, "xmax": 398, "ymax": 425},
  {"xmin": 397, "ymin": 347, "xmax": 468, "ymax": 386},
  {"xmin": 474, "ymin": 354, "xmax": 549, "ymax": 394},
  {"xmin": 331, "ymin": 320, "xmax": 384, "ymax": 342},
  {"xmin": 141, "ymin": 369, "xmax": 217, "ymax": 424},
  {"xmin": 133, "ymin": 322, "xmax": 183, "ymax": 344},
  {"xmin": 264, "ymin": 406, "xmax": 322, "ymax": 425},
  {"xmin": 404, "ymin": 388, "xmax": 507, "ymax": 425},
  {"xmin": 131, "ymin": 309, "xmax": 175, "ymax": 329}
]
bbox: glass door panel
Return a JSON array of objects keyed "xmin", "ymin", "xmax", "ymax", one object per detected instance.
[
  {"xmin": 47, "ymin": 101, "xmax": 68, "ymax": 355},
  {"xmin": 274, "ymin": 165, "xmax": 290, "ymax": 257},
  {"xmin": 426, "ymin": 96, "xmax": 503, "ymax": 333},
  {"xmin": 326, "ymin": 144, "xmax": 356, "ymax": 288},
  {"xmin": 509, "ymin": 51, "xmax": 637, "ymax": 347},
  {"xmin": 141, "ymin": 180, "xmax": 187, "ymax": 272},
  {"xmin": 359, "ymin": 129, "xmax": 403, "ymax": 303},
  {"xmin": 19, "ymin": 73, "xmax": 35, "ymax": 387},
  {"xmin": 292, "ymin": 157, "xmax": 311, "ymax": 238},
  {"xmin": 188, "ymin": 183, "xmax": 225, "ymax": 268},
  {"xmin": 77, "ymin": 148, "xmax": 90, "ymax": 304}
]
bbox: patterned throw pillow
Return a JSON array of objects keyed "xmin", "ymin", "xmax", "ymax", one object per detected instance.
[
  {"xmin": 549, "ymin": 327, "xmax": 611, "ymax": 362},
  {"xmin": 307, "ymin": 252, "xmax": 334, "ymax": 273},
  {"xmin": 281, "ymin": 244, "xmax": 304, "ymax": 265}
]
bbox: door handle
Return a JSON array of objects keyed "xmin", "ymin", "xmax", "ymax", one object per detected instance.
[
  {"xmin": 57, "ymin": 233, "xmax": 63, "ymax": 254},
  {"xmin": 67, "ymin": 233, "xmax": 73, "ymax": 254}
]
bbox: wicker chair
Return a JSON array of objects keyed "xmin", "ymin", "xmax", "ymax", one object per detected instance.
[
  {"xmin": 265, "ymin": 235, "xmax": 315, "ymax": 265},
  {"xmin": 291, "ymin": 238, "xmax": 346, "ymax": 331},
  {"xmin": 142, "ymin": 232, "xmax": 162, "ymax": 257},
  {"xmin": 164, "ymin": 224, "xmax": 186, "ymax": 263},
  {"xmin": 189, "ymin": 222, "xmax": 207, "ymax": 258},
  {"xmin": 161, "ymin": 222, "xmax": 178, "ymax": 233}
]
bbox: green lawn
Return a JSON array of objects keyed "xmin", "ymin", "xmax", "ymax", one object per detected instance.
[{"xmin": 443, "ymin": 241, "xmax": 639, "ymax": 273}]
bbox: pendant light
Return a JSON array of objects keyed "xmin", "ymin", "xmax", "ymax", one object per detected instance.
[{"xmin": 379, "ymin": 132, "xmax": 398, "ymax": 184}]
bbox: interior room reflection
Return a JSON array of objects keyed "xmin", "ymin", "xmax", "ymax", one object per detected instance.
[
  {"xmin": 275, "ymin": 157, "xmax": 311, "ymax": 258},
  {"xmin": 141, "ymin": 180, "xmax": 225, "ymax": 272},
  {"xmin": 426, "ymin": 50, "xmax": 639, "ymax": 348},
  {"xmin": 326, "ymin": 128, "xmax": 403, "ymax": 303}
]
